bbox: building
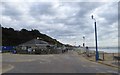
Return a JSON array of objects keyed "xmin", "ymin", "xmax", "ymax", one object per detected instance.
[
  {"xmin": 16, "ymin": 38, "xmax": 69, "ymax": 54},
  {"xmin": 16, "ymin": 38, "xmax": 52, "ymax": 54}
]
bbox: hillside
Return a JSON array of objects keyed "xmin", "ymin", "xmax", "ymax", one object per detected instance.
[{"xmin": 2, "ymin": 27, "xmax": 63, "ymax": 46}]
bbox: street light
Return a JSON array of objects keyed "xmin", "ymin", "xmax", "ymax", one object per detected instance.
[
  {"xmin": 91, "ymin": 15, "xmax": 99, "ymax": 61},
  {"xmin": 83, "ymin": 36, "xmax": 86, "ymax": 53},
  {"xmin": 83, "ymin": 36, "xmax": 85, "ymax": 47}
]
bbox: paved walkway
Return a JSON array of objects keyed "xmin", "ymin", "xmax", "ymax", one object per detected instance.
[
  {"xmin": 2, "ymin": 51, "xmax": 119, "ymax": 73},
  {"xmin": 81, "ymin": 53, "xmax": 119, "ymax": 69}
]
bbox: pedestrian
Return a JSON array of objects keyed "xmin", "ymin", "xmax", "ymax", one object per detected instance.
[
  {"xmin": 86, "ymin": 46, "xmax": 89, "ymax": 57},
  {"xmin": 28, "ymin": 48, "xmax": 32, "ymax": 54}
]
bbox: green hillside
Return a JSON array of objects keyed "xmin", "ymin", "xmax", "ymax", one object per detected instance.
[{"xmin": 2, "ymin": 27, "xmax": 63, "ymax": 46}]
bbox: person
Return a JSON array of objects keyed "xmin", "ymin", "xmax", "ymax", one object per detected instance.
[
  {"xmin": 12, "ymin": 50, "xmax": 16, "ymax": 54},
  {"xmin": 28, "ymin": 48, "xmax": 32, "ymax": 54},
  {"xmin": 86, "ymin": 46, "xmax": 89, "ymax": 57}
]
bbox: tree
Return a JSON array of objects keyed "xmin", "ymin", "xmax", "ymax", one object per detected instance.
[{"xmin": 2, "ymin": 27, "xmax": 63, "ymax": 46}]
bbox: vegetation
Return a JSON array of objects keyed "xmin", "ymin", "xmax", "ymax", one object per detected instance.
[{"xmin": 2, "ymin": 27, "xmax": 63, "ymax": 46}]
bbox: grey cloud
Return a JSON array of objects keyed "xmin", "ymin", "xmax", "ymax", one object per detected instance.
[
  {"xmin": 98, "ymin": 27, "xmax": 117, "ymax": 41},
  {"xmin": 48, "ymin": 29, "xmax": 75, "ymax": 37},
  {"xmin": 2, "ymin": 2, "xmax": 22, "ymax": 20},
  {"xmin": 99, "ymin": 13, "xmax": 117, "ymax": 26},
  {"xmin": 98, "ymin": 3, "xmax": 118, "ymax": 25},
  {"xmin": 42, "ymin": 2, "xmax": 105, "ymax": 29},
  {"xmin": 29, "ymin": 2, "xmax": 56, "ymax": 19},
  {"xmin": 1, "ymin": 2, "xmax": 118, "ymax": 46},
  {"xmin": 75, "ymin": 2, "xmax": 105, "ymax": 17}
]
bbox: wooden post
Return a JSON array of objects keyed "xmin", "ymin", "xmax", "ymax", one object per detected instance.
[
  {"xmin": 103, "ymin": 52, "xmax": 104, "ymax": 61},
  {"xmin": 113, "ymin": 53, "xmax": 114, "ymax": 60}
]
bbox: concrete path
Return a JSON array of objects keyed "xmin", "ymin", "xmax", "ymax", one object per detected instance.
[{"xmin": 2, "ymin": 51, "xmax": 119, "ymax": 73}]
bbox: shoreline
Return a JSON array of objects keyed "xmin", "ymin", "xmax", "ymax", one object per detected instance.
[
  {"xmin": 89, "ymin": 48, "xmax": 118, "ymax": 53},
  {"xmin": 77, "ymin": 47, "xmax": 118, "ymax": 53}
]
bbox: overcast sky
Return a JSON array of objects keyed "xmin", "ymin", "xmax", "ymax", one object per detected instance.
[{"xmin": 1, "ymin": 0, "xmax": 119, "ymax": 47}]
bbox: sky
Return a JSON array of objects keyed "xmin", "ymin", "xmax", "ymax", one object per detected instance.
[{"xmin": 1, "ymin": 0, "xmax": 119, "ymax": 47}]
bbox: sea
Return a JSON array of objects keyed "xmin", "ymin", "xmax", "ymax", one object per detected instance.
[{"xmin": 89, "ymin": 47, "xmax": 119, "ymax": 53}]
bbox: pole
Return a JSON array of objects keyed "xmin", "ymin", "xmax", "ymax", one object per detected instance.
[
  {"xmin": 103, "ymin": 52, "xmax": 104, "ymax": 61},
  {"xmin": 94, "ymin": 22, "xmax": 99, "ymax": 61},
  {"xmin": 83, "ymin": 36, "xmax": 85, "ymax": 47}
]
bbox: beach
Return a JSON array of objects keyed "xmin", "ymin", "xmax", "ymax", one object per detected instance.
[{"xmin": 76, "ymin": 48, "xmax": 119, "ymax": 69}]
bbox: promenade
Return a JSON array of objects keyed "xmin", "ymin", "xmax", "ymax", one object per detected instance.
[{"xmin": 1, "ymin": 51, "xmax": 118, "ymax": 73}]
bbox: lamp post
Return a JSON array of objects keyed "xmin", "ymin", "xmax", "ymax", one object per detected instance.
[
  {"xmin": 83, "ymin": 36, "xmax": 86, "ymax": 53},
  {"xmin": 91, "ymin": 15, "xmax": 99, "ymax": 61},
  {"xmin": 83, "ymin": 36, "xmax": 85, "ymax": 47}
]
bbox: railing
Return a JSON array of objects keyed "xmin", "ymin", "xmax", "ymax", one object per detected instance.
[{"xmin": 75, "ymin": 48, "xmax": 119, "ymax": 61}]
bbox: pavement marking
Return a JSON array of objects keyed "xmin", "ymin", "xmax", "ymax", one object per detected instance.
[
  {"xmin": 2, "ymin": 64, "xmax": 14, "ymax": 73},
  {"xmin": 95, "ymin": 68, "xmax": 106, "ymax": 73},
  {"xmin": 107, "ymin": 70, "xmax": 118, "ymax": 73},
  {"xmin": 39, "ymin": 59, "xmax": 51, "ymax": 64},
  {"xmin": 16, "ymin": 59, "xmax": 35, "ymax": 62},
  {"xmin": 4, "ymin": 59, "xmax": 36, "ymax": 63}
]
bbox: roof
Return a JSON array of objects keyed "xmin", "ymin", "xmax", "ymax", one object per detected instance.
[{"xmin": 18, "ymin": 39, "xmax": 49, "ymax": 46}]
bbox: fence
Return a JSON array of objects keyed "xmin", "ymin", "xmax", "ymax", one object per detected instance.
[
  {"xmin": 99, "ymin": 53, "xmax": 119, "ymax": 61},
  {"xmin": 76, "ymin": 47, "xmax": 119, "ymax": 61}
]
